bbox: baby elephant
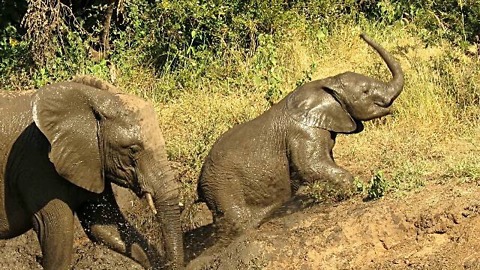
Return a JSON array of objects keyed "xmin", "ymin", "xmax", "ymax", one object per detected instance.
[{"xmin": 197, "ymin": 34, "xmax": 404, "ymax": 238}]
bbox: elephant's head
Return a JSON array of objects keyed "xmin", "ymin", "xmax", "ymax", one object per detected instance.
[
  {"xmin": 31, "ymin": 77, "xmax": 183, "ymax": 268},
  {"xmin": 286, "ymin": 33, "xmax": 404, "ymax": 133}
]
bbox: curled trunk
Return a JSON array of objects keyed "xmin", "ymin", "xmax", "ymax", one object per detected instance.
[{"xmin": 360, "ymin": 33, "xmax": 404, "ymax": 103}]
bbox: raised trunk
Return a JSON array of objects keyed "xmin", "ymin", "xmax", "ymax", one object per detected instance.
[{"xmin": 360, "ymin": 33, "xmax": 404, "ymax": 104}]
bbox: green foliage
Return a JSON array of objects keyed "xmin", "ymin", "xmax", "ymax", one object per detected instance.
[
  {"xmin": 0, "ymin": 24, "xmax": 31, "ymax": 88},
  {"xmin": 432, "ymin": 50, "xmax": 480, "ymax": 120},
  {"xmin": 353, "ymin": 177, "xmax": 367, "ymax": 194},
  {"xmin": 366, "ymin": 171, "xmax": 389, "ymax": 200},
  {"xmin": 0, "ymin": 3, "xmax": 108, "ymax": 88},
  {"xmin": 296, "ymin": 62, "xmax": 317, "ymax": 87},
  {"xmin": 2, "ymin": 0, "xmax": 479, "ymax": 89},
  {"xmin": 391, "ymin": 162, "xmax": 426, "ymax": 193},
  {"xmin": 358, "ymin": 0, "xmax": 480, "ymax": 44},
  {"xmin": 307, "ymin": 181, "xmax": 353, "ymax": 203},
  {"xmin": 257, "ymin": 34, "xmax": 285, "ymax": 104},
  {"xmin": 116, "ymin": 0, "xmax": 306, "ymax": 73},
  {"xmin": 445, "ymin": 154, "xmax": 480, "ymax": 183},
  {"xmin": 1, "ymin": 0, "xmax": 479, "ymax": 204}
]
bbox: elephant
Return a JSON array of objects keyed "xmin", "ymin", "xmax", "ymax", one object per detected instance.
[
  {"xmin": 0, "ymin": 76, "xmax": 184, "ymax": 269},
  {"xmin": 197, "ymin": 34, "xmax": 404, "ymax": 239}
]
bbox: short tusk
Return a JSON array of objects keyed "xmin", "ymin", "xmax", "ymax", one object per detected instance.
[{"xmin": 145, "ymin": 193, "xmax": 158, "ymax": 215}]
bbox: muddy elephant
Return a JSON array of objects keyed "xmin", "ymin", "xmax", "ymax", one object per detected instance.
[
  {"xmin": 197, "ymin": 34, "xmax": 404, "ymax": 238},
  {"xmin": 0, "ymin": 76, "xmax": 184, "ymax": 269}
]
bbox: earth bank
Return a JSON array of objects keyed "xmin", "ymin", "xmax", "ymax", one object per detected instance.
[{"xmin": 0, "ymin": 180, "xmax": 479, "ymax": 270}]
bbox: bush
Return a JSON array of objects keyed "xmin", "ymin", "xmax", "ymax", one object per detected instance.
[
  {"xmin": 1, "ymin": 0, "xmax": 479, "ymax": 204},
  {"xmin": 358, "ymin": 0, "xmax": 480, "ymax": 44},
  {"xmin": 0, "ymin": 24, "xmax": 32, "ymax": 88}
]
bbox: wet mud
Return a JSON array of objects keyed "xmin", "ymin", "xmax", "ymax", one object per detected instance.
[{"xmin": 1, "ymin": 182, "xmax": 479, "ymax": 270}]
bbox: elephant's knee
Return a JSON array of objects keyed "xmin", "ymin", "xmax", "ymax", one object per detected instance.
[
  {"xmin": 32, "ymin": 199, "xmax": 74, "ymax": 270},
  {"xmin": 33, "ymin": 199, "xmax": 74, "ymax": 239}
]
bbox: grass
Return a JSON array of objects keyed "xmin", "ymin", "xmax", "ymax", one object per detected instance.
[
  {"xmin": 8, "ymin": 14, "xmax": 479, "ymax": 204},
  {"xmin": 109, "ymin": 20, "xmax": 480, "ymax": 204}
]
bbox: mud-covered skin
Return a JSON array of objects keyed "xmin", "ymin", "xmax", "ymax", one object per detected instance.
[
  {"xmin": 0, "ymin": 77, "xmax": 184, "ymax": 270},
  {"xmin": 198, "ymin": 34, "xmax": 405, "ymax": 239}
]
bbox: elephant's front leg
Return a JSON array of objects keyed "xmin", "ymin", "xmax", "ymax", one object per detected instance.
[
  {"xmin": 77, "ymin": 184, "xmax": 158, "ymax": 269},
  {"xmin": 32, "ymin": 198, "xmax": 75, "ymax": 270},
  {"xmin": 288, "ymin": 129, "xmax": 356, "ymax": 197}
]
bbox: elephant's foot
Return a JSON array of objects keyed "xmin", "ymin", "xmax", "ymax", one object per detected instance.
[
  {"xmin": 327, "ymin": 170, "xmax": 356, "ymax": 200},
  {"xmin": 312, "ymin": 165, "xmax": 356, "ymax": 201},
  {"xmin": 32, "ymin": 199, "xmax": 74, "ymax": 270},
  {"xmin": 215, "ymin": 212, "xmax": 253, "ymax": 243}
]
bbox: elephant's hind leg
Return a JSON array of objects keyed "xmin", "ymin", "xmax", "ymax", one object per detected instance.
[
  {"xmin": 205, "ymin": 181, "xmax": 252, "ymax": 241},
  {"xmin": 32, "ymin": 198, "xmax": 74, "ymax": 270}
]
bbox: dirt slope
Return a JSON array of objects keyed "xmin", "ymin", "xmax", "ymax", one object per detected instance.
[
  {"xmin": 0, "ymin": 181, "xmax": 479, "ymax": 270},
  {"xmin": 186, "ymin": 181, "xmax": 480, "ymax": 270}
]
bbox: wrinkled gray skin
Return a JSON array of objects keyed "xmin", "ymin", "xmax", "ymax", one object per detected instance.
[
  {"xmin": 198, "ymin": 34, "xmax": 404, "ymax": 239},
  {"xmin": 0, "ymin": 77, "xmax": 184, "ymax": 269}
]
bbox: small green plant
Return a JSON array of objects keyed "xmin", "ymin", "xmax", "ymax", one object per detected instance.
[
  {"xmin": 366, "ymin": 171, "xmax": 389, "ymax": 201},
  {"xmin": 390, "ymin": 161, "xmax": 426, "ymax": 193},
  {"xmin": 445, "ymin": 157, "xmax": 480, "ymax": 184},
  {"xmin": 296, "ymin": 62, "xmax": 317, "ymax": 87},
  {"xmin": 256, "ymin": 34, "xmax": 285, "ymax": 105},
  {"xmin": 353, "ymin": 177, "xmax": 366, "ymax": 194},
  {"xmin": 0, "ymin": 24, "xmax": 33, "ymax": 88}
]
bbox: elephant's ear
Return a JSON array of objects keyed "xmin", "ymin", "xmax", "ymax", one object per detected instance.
[
  {"xmin": 286, "ymin": 80, "xmax": 358, "ymax": 133},
  {"xmin": 32, "ymin": 82, "xmax": 115, "ymax": 193}
]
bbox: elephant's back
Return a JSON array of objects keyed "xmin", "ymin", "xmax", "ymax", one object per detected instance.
[
  {"xmin": 198, "ymin": 104, "xmax": 291, "ymax": 200},
  {"xmin": 0, "ymin": 91, "xmax": 35, "ymax": 169},
  {"xmin": 0, "ymin": 90, "xmax": 35, "ymax": 109},
  {"xmin": 205, "ymin": 106, "xmax": 286, "ymax": 169},
  {"xmin": 0, "ymin": 90, "xmax": 36, "ymax": 134}
]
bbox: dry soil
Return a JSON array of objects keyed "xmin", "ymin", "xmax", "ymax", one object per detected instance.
[{"xmin": 1, "ymin": 180, "xmax": 479, "ymax": 270}]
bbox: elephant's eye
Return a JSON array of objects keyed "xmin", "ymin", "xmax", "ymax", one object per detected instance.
[{"xmin": 129, "ymin": 145, "xmax": 142, "ymax": 155}]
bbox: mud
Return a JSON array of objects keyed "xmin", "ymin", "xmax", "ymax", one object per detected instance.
[
  {"xmin": 0, "ymin": 181, "xmax": 479, "ymax": 269},
  {"xmin": 186, "ymin": 181, "xmax": 480, "ymax": 270}
]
